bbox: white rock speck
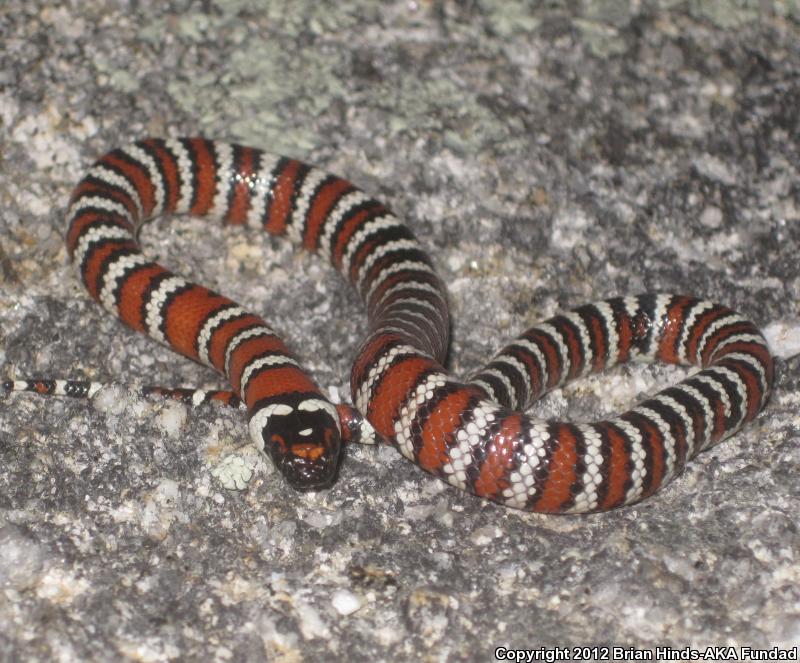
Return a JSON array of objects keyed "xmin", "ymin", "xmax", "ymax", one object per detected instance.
[
  {"xmin": 0, "ymin": 524, "xmax": 47, "ymax": 590},
  {"xmin": 763, "ymin": 318, "xmax": 800, "ymax": 359},
  {"xmin": 699, "ymin": 205, "xmax": 723, "ymax": 228},
  {"xmin": 155, "ymin": 401, "xmax": 188, "ymax": 438},
  {"xmin": 92, "ymin": 384, "xmax": 130, "ymax": 416},
  {"xmin": 332, "ymin": 589, "xmax": 362, "ymax": 616}
]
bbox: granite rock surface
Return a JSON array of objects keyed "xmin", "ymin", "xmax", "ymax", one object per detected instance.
[{"xmin": 1, "ymin": 1, "xmax": 798, "ymax": 661}]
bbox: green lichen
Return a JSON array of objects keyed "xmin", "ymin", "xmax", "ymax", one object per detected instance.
[
  {"xmin": 573, "ymin": 19, "xmax": 628, "ymax": 57},
  {"xmin": 689, "ymin": 0, "xmax": 761, "ymax": 28},
  {"xmin": 211, "ymin": 0, "xmax": 378, "ymax": 33},
  {"xmin": 478, "ymin": 0, "xmax": 542, "ymax": 37},
  {"xmin": 91, "ymin": 56, "xmax": 141, "ymax": 94},
  {"xmin": 376, "ymin": 74, "xmax": 527, "ymax": 155},
  {"xmin": 164, "ymin": 27, "xmax": 349, "ymax": 152},
  {"xmin": 582, "ymin": 0, "xmax": 637, "ymax": 26},
  {"xmin": 776, "ymin": 0, "xmax": 800, "ymax": 18}
]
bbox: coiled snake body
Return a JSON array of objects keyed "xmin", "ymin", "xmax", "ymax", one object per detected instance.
[{"xmin": 19, "ymin": 138, "xmax": 774, "ymax": 513}]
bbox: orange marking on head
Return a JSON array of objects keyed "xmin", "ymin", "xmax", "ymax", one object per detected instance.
[
  {"xmin": 532, "ymin": 424, "xmax": 578, "ymax": 513},
  {"xmin": 291, "ymin": 444, "xmax": 326, "ymax": 461},
  {"xmin": 473, "ymin": 414, "xmax": 522, "ymax": 498}
]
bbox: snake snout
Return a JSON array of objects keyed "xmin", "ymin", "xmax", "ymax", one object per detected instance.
[{"xmin": 280, "ymin": 451, "xmax": 337, "ymax": 491}]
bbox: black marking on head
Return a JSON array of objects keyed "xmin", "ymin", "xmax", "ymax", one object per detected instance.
[{"xmin": 259, "ymin": 394, "xmax": 342, "ymax": 491}]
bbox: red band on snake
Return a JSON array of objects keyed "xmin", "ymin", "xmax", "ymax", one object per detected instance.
[{"xmin": 61, "ymin": 137, "xmax": 773, "ymax": 513}]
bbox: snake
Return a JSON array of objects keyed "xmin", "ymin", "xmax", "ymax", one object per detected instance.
[{"xmin": 5, "ymin": 137, "xmax": 774, "ymax": 513}]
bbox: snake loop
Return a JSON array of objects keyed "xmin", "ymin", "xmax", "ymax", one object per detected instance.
[{"xmin": 60, "ymin": 138, "xmax": 773, "ymax": 513}]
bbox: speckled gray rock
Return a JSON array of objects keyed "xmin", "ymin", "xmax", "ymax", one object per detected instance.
[{"xmin": 1, "ymin": 1, "xmax": 798, "ymax": 661}]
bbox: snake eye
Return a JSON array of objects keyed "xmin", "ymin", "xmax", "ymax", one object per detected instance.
[{"xmin": 270, "ymin": 434, "xmax": 287, "ymax": 453}]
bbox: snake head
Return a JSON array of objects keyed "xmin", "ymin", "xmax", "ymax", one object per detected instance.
[{"xmin": 250, "ymin": 397, "xmax": 343, "ymax": 491}]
